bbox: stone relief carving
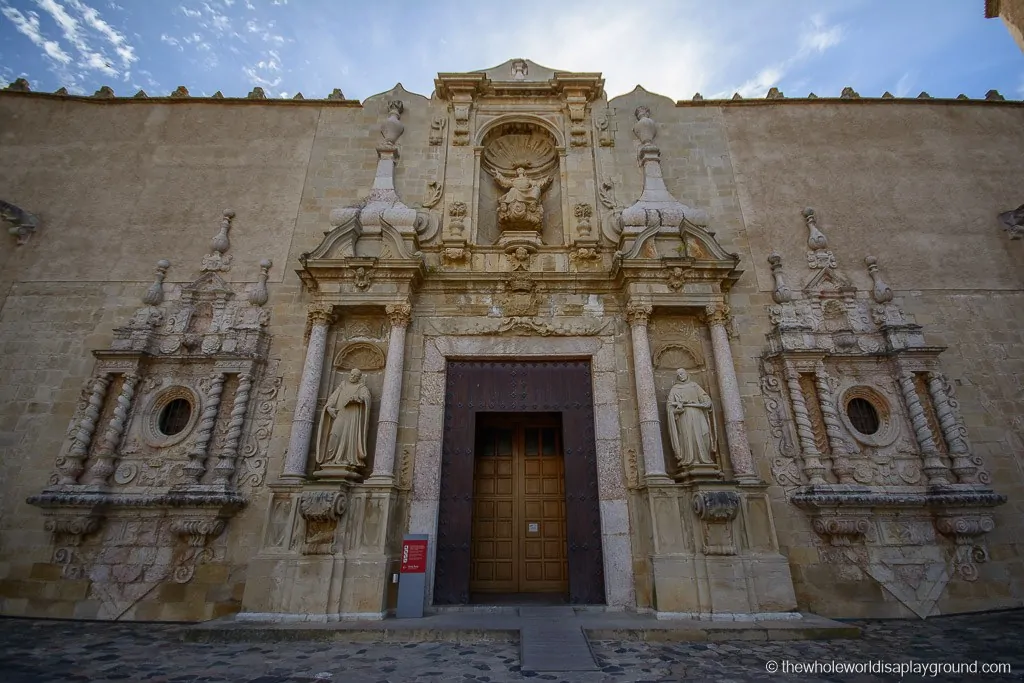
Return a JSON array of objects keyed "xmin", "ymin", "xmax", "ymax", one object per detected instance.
[
  {"xmin": 428, "ymin": 115, "xmax": 447, "ymax": 146},
  {"xmin": 425, "ymin": 316, "xmax": 611, "ymax": 337},
  {"xmin": 595, "ymin": 106, "xmax": 615, "ymax": 147},
  {"xmin": 762, "ymin": 208, "xmax": 1006, "ymax": 616},
  {"xmin": 333, "ymin": 342, "xmax": 386, "ymax": 370},
  {"xmin": 1, "ymin": 199, "xmax": 40, "ymax": 245},
  {"xmin": 998, "ymin": 204, "xmax": 1023, "ymax": 240},
  {"xmin": 487, "ymin": 166, "xmax": 554, "ymax": 233},
  {"xmin": 314, "ymin": 369, "xmax": 372, "ymax": 480},
  {"xmin": 692, "ymin": 491, "xmax": 740, "ymax": 555}
]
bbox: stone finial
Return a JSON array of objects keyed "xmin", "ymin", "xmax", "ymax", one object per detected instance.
[
  {"xmin": 865, "ymin": 255, "xmax": 893, "ymax": 303},
  {"xmin": 766, "ymin": 87, "xmax": 784, "ymax": 99},
  {"xmin": 201, "ymin": 210, "xmax": 234, "ymax": 272},
  {"xmin": 143, "ymin": 259, "xmax": 171, "ymax": 306},
  {"xmin": 171, "ymin": 86, "xmax": 190, "ymax": 98},
  {"xmin": 768, "ymin": 252, "xmax": 792, "ymax": 303},
  {"xmin": 917, "ymin": 91, "xmax": 931, "ymax": 99},
  {"xmin": 133, "ymin": 89, "xmax": 148, "ymax": 98},
  {"xmin": 327, "ymin": 88, "xmax": 345, "ymax": 100},
  {"xmin": 248, "ymin": 259, "xmax": 273, "ymax": 306},
  {"xmin": 54, "ymin": 87, "xmax": 69, "ymax": 95},
  {"xmin": 881, "ymin": 91, "xmax": 894, "ymax": 99},
  {"xmin": 956, "ymin": 94, "xmax": 969, "ymax": 100},
  {"xmin": 807, "ymin": 92, "xmax": 818, "ymax": 99},
  {"xmin": 731, "ymin": 92, "xmax": 743, "ymax": 100},
  {"xmin": 985, "ymin": 89, "xmax": 1005, "ymax": 101},
  {"xmin": 293, "ymin": 92, "xmax": 304, "ymax": 99},
  {"xmin": 380, "ymin": 100, "xmax": 405, "ymax": 146},
  {"xmin": 692, "ymin": 92, "xmax": 704, "ymax": 101},
  {"xmin": 93, "ymin": 85, "xmax": 115, "ymax": 98},
  {"xmin": 633, "ymin": 105, "xmax": 656, "ymax": 144},
  {"xmin": 840, "ymin": 86, "xmax": 860, "ymax": 99},
  {"xmin": 802, "ymin": 208, "xmax": 828, "ymax": 250},
  {"xmin": 212, "ymin": 91, "xmax": 224, "ymax": 99},
  {"xmin": 247, "ymin": 87, "xmax": 266, "ymax": 99},
  {"xmin": 5, "ymin": 78, "xmax": 30, "ymax": 92},
  {"xmin": 573, "ymin": 203, "xmax": 594, "ymax": 237}
]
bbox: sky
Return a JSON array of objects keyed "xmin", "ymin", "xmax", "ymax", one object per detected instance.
[{"xmin": 0, "ymin": 1, "xmax": 1021, "ymax": 102}]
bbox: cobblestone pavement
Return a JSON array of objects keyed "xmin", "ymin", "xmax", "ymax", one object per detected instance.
[{"xmin": 2, "ymin": 610, "xmax": 1024, "ymax": 683}]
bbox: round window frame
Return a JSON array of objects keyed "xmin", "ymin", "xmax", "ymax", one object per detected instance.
[
  {"xmin": 838, "ymin": 385, "xmax": 898, "ymax": 448},
  {"xmin": 142, "ymin": 385, "xmax": 201, "ymax": 448}
]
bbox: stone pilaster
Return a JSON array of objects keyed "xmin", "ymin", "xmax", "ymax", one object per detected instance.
[
  {"xmin": 704, "ymin": 304, "xmax": 759, "ymax": 483},
  {"xmin": 366, "ymin": 302, "xmax": 412, "ymax": 485},
  {"xmin": 626, "ymin": 301, "xmax": 671, "ymax": 483},
  {"xmin": 280, "ymin": 304, "xmax": 334, "ymax": 482},
  {"xmin": 782, "ymin": 361, "xmax": 827, "ymax": 486}
]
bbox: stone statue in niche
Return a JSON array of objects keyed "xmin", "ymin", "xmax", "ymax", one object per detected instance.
[
  {"xmin": 315, "ymin": 369, "xmax": 372, "ymax": 479},
  {"xmin": 488, "ymin": 166, "xmax": 553, "ymax": 232},
  {"xmin": 666, "ymin": 369, "xmax": 718, "ymax": 469}
]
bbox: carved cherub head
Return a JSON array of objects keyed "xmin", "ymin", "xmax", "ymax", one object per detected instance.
[{"xmin": 515, "ymin": 246, "xmax": 528, "ymax": 260}]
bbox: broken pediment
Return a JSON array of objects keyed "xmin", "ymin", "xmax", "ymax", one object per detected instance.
[{"xmin": 802, "ymin": 266, "xmax": 855, "ymax": 298}]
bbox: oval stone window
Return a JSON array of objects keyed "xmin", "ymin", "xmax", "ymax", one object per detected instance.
[
  {"xmin": 846, "ymin": 397, "xmax": 880, "ymax": 435},
  {"xmin": 158, "ymin": 398, "xmax": 193, "ymax": 436}
]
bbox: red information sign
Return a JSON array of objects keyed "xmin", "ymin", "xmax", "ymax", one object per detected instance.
[{"xmin": 401, "ymin": 539, "xmax": 428, "ymax": 574}]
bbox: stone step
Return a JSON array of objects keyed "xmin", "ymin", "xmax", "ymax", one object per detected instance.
[{"xmin": 519, "ymin": 606, "xmax": 599, "ymax": 672}]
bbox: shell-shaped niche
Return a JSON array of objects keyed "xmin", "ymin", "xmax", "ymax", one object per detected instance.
[{"xmin": 481, "ymin": 124, "xmax": 558, "ymax": 177}]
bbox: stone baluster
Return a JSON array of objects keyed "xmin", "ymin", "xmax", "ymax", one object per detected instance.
[
  {"xmin": 58, "ymin": 374, "xmax": 112, "ymax": 484},
  {"xmin": 281, "ymin": 304, "xmax": 335, "ymax": 481},
  {"xmin": 82, "ymin": 373, "xmax": 138, "ymax": 486},
  {"xmin": 184, "ymin": 373, "xmax": 225, "ymax": 484},
  {"xmin": 626, "ymin": 301, "xmax": 671, "ymax": 483},
  {"xmin": 704, "ymin": 304, "xmax": 759, "ymax": 483},
  {"xmin": 366, "ymin": 302, "xmax": 413, "ymax": 484},
  {"xmin": 212, "ymin": 373, "xmax": 252, "ymax": 486},
  {"xmin": 813, "ymin": 362, "xmax": 855, "ymax": 484},
  {"xmin": 927, "ymin": 372, "xmax": 977, "ymax": 484},
  {"xmin": 782, "ymin": 362, "xmax": 827, "ymax": 486},
  {"xmin": 897, "ymin": 367, "xmax": 951, "ymax": 486}
]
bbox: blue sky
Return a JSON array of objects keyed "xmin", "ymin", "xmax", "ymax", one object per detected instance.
[{"xmin": 0, "ymin": 1, "xmax": 1021, "ymax": 101}]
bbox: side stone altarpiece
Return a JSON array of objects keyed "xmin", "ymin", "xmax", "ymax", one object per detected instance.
[{"xmin": 760, "ymin": 208, "xmax": 1006, "ymax": 617}]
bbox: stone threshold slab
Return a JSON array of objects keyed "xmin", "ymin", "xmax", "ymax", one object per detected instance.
[{"xmin": 183, "ymin": 610, "xmax": 860, "ymax": 644}]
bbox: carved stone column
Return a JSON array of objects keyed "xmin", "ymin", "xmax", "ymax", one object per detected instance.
[
  {"xmin": 782, "ymin": 361, "xmax": 827, "ymax": 486},
  {"xmin": 813, "ymin": 362, "xmax": 856, "ymax": 484},
  {"xmin": 183, "ymin": 372, "xmax": 225, "ymax": 484},
  {"xmin": 281, "ymin": 304, "xmax": 334, "ymax": 482},
  {"xmin": 212, "ymin": 372, "xmax": 252, "ymax": 486},
  {"xmin": 704, "ymin": 304, "xmax": 759, "ymax": 483},
  {"xmin": 926, "ymin": 372, "xmax": 978, "ymax": 484},
  {"xmin": 82, "ymin": 373, "xmax": 139, "ymax": 486},
  {"xmin": 626, "ymin": 301, "xmax": 670, "ymax": 483},
  {"xmin": 58, "ymin": 374, "xmax": 112, "ymax": 484},
  {"xmin": 366, "ymin": 302, "xmax": 412, "ymax": 484},
  {"xmin": 896, "ymin": 366, "xmax": 951, "ymax": 486}
]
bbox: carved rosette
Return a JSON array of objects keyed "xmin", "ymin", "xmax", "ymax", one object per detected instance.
[
  {"xmin": 935, "ymin": 514, "xmax": 995, "ymax": 582},
  {"xmin": 298, "ymin": 490, "xmax": 349, "ymax": 554},
  {"xmin": 692, "ymin": 491, "xmax": 740, "ymax": 556}
]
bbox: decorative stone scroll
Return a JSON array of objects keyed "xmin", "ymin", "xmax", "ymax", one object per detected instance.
[
  {"xmin": 692, "ymin": 490, "xmax": 740, "ymax": 555},
  {"xmin": 298, "ymin": 489, "xmax": 349, "ymax": 554}
]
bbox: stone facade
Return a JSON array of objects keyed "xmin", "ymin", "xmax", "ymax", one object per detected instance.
[
  {"xmin": 987, "ymin": 0, "xmax": 1024, "ymax": 53},
  {"xmin": 0, "ymin": 59, "xmax": 1022, "ymax": 622}
]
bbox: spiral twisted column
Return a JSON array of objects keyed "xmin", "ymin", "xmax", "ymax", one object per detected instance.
[
  {"xmin": 813, "ymin": 362, "xmax": 855, "ymax": 484},
  {"xmin": 83, "ymin": 373, "xmax": 138, "ymax": 486},
  {"xmin": 783, "ymin": 362, "xmax": 827, "ymax": 486},
  {"xmin": 927, "ymin": 372, "xmax": 977, "ymax": 484},
  {"xmin": 58, "ymin": 374, "xmax": 112, "ymax": 484},
  {"xmin": 212, "ymin": 373, "xmax": 252, "ymax": 486},
  {"xmin": 897, "ymin": 367, "xmax": 950, "ymax": 486},
  {"xmin": 281, "ymin": 304, "xmax": 334, "ymax": 481},
  {"xmin": 184, "ymin": 373, "xmax": 225, "ymax": 484}
]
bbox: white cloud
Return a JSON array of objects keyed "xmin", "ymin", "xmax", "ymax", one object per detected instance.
[
  {"xmin": 34, "ymin": 0, "xmax": 117, "ymax": 76},
  {"xmin": 243, "ymin": 64, "xmax": 281, "ymax": 88},
  {"xmin": 179, "ymin": 6, "xmax": 201, "ymax": 18},
  {"xmin": 894, "ymin": 71, "xmax": 914, "ymax": 97},
  {"xmin": 66, "ymin": 0, "xmax": 137, "ymax": 69},
  {"xmin": 733, "ymin": 67, "xmax": 783, "ymax": 98},
  {"xmin": 801, "ymin": 14, "xmax": 844, "ymax": 54},
  {"xmin": 1, "ymin": 5, "xmax": 72, "ymax": 64}
]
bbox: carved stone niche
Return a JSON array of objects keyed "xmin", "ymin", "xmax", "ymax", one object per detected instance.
[
  {"xmin": 692, "ymin": 490, "xmax": 740, "ymax": 555},
  {"xmin": 298, "ymin": 488, "xmax": 349, "ymax": 555}
]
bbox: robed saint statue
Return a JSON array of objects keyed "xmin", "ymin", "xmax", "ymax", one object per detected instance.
[
  {"xmin": 315, "ymin": 368, "xmax": 372, "ymax": 475},
  {"xmin": 666, "ymin": 368, "xmax": 718, "ymax": 469}
]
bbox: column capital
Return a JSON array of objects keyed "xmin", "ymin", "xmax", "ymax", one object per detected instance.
[
  {"xmin": 306, "ymin": 303, "xmax": 335, "ymax": 327},
  {"xmin": 702, "ymin": 302, "xmax": 731, "ymax": 327},
  {"xmin": 625, "ymin": 301, "xmax": 653, "ymax": 326},
  {"xmin": 385, "ymin": 302, "xmax": 413, "ymax": 327}
]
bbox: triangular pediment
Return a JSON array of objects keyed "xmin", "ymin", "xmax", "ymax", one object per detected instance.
[
  {"xmin": 803, "ymin": 267, "xmax": 854, "ymax": 296},
  {"xmin": 181, "ymin": 271, "xmax": 234, "ymax": 299}
]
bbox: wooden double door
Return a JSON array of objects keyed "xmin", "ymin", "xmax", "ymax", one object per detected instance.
[{"xmin": 470, "ymin": 413, "xmax": 568, "ymax": 596}]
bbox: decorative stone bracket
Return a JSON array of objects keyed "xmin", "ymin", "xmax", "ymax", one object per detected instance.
[
  {"xmin": 692, "ymin": 490, "xmax": 740, "ymax": 555},
  {"xmin": 170, "ymin": 517, "xmax": 228, "ymax": 583},
  {"xmin": 935, "ymin": 513, "xmax": 996, "ymax": 581},
  {"xmin": 298, "ymin": 489, "xmax": 349, "ymax": 555}
]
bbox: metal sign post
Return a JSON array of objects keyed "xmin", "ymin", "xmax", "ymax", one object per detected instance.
[{"xmin": 396, "ymin": 533, "xmax": 428, "ymax": 618}]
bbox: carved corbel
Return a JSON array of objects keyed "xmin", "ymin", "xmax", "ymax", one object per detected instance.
[
  {"xmin": 692, "ymin": 490, "xmax": 740, "ymax": 555},
  {"xmin": 810, "ymin": 515, "xmax": 870, "ymax": 546},
  {"xmin": 935, "ymin": 514, "xmax": 995, "ymax": 582},
  {"xmin": 1, "ymin": 200, "xmax": 40, "ymax": 245},
  {"xmin": 44, "ymin": 511, "xmax": 104, "ymax": 579},
  {"xmin": 298, "ymin": 489, "xmax": 348, "ymax": 555},
  {"xmin": 169, "ymin": 517, "xmax": 226, "ymax": 583}
]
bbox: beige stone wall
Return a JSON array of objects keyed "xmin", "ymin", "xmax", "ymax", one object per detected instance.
[
  {"xmin": 1, "ymin": 87, "xmax": 1022, "ymax": 620},
  {"xmin": 993, "ymin": 0, "xmax": 1024, "ymax": 52}
]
